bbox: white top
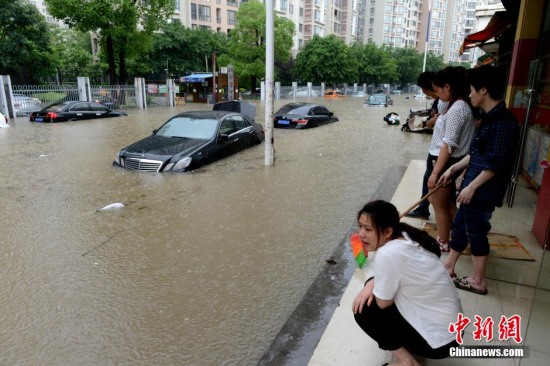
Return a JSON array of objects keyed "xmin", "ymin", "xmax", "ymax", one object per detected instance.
[
  {"xmin": 373, "ymin": 233, "xmax": 462, "ymax": 349},
  {"xmin": 437, "ymin": 99, "xmax": 449, "ymax": 115},
  {"xmin": 429, "ymin": 99, "xmax": 475, "ymax": 158}
]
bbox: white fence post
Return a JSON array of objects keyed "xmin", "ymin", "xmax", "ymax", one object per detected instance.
[
  {"xmin": 261, "ymin": 81, "xmax": 265, "ymax": 101},
  {"xmin": 307, "ymin": 82, "xmax": 312, "ymax": 97},
  {"xmin": 134, "ymin": 77, "xmax": 147, "ymax": 109},
  {"xmin": 321, "ymin": 82, "xmax": 325, "ymax": 96},
  {"xmin": 0, "ymin": 75, "xmax": 15, "ymax": 118},
  {"xmin": 275, "ymin": 81, "xmax": 281, "ymax": 100},
  {"xmin": 291, "ymin": 81, "xmax": 297, "ymax": 98},
  {"xmin": 77, "ymin": 76, "xmax": 91, "ymax": 101},
  {"xmin": 167, "ymin": 78, "xmax": 175, "ymax": 107}
]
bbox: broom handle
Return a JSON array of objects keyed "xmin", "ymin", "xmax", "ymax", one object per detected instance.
[{"xmin": 400, "ymin": 181, "xmax": 445, "ymax": 219}]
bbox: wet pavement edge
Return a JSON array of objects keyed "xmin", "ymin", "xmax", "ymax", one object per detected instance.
[{"xmin": 257, "ymin": 164, "xmax": 407, "ymax": 366}]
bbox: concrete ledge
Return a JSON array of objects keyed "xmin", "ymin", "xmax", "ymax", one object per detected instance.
[{"xmin": 257, "ymin": 164, "xmax": 407, "ymax": 366}]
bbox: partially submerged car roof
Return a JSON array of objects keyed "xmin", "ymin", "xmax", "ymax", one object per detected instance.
[{"xmin": 213, "ymin": 101, "xmax": 256, "ymax": 121}]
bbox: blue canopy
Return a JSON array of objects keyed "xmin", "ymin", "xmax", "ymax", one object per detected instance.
[{"xmin": 181, "ymin": 73, "xmax": 213, "ymax": 83}]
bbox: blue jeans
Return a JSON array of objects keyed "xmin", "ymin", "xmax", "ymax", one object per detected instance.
[{"xmin": 450, "ymin": 203, "xmax": 495, "ymax": 256}]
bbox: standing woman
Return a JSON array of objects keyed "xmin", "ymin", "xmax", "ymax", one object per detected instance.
[
  {"xmin": 352, "ymin": 200, "xmax": 461, "ymax": 365},
  {"xmin": 427, "ymin": 66, "xmax": 476, "ymax": 252}
]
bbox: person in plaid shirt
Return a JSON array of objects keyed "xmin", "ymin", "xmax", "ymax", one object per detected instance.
[{"xmin": 439, "ymin": 65, "xmax": 520, "ymax": 295}]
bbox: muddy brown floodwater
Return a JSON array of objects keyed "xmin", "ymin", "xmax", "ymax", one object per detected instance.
[{"xmin": 0, "ymin": 95, "xmax": 433, "ymax": 365}]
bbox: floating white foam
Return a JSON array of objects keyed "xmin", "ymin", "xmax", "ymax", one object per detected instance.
[{"xmin": 99, "ymin": 203, "xmax": 125, "ymax": 211}]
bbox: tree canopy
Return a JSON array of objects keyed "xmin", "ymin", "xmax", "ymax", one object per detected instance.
[
  {"xmin": 217, "ymin": 0, "xmax": 295, "ymax": 91},
  {"xmin": 131, "ymin": 21, "xmax": 228, "ymax": 80},
  {"xmin": 294, "ymin": 35, "xmax": 357, "ymax": 85},
  {"xmin": 349, "ymin": 42, "xmax": 398, "ymax": 85},
  {"xmin": 45, "ymin": 0, "xmax": 174, "ymax": 84},
  {"xmin": 0, "ymin": 0, "xmax": 55, "ymax": 84}
]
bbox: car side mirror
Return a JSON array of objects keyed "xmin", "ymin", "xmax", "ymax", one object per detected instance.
[
  {"xmin": 218, "ymin": 134, "xmax": 229, "ymax": 143},
  {"xmin": 153, "ymin": 129, "xmax": 158, "ymax": 135}
]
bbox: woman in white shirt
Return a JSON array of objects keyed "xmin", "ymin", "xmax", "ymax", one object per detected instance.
[
  {"xmin": 428, "ymin": 67, "xmax": 476, "ymax": 252},
  {"xmin": 352, "ymin": 200, "xmax": 461, "ymax": 365}
]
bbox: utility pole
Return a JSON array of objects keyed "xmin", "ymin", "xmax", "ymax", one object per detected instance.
[
  {"xmin": 264, "ymin": 0, "xmax": 275, "ymax": 165},
  {"xmin": 212, "ymin": 52, "xmax": 217, "ymax": 103},
  {"xmin": 422, "ymin": 0, "xmax": 432, "ymax": 72}
]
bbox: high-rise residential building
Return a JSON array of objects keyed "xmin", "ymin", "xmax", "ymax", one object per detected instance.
[
  {"xmin": 359, "ymin": 0, "xmax": 502, "ymax": 65},
  {"xmin": 171, "ymin": 0, "xmax": 359, "ymax": 57},
  {"xmin": 28, "ymin": 0, "xmax": 65, "ymax": 26}
]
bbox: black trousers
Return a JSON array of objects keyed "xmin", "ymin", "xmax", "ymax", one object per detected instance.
[{"xmin": 354, "ymin": 301, "xmax": 457, "ymax": 359}]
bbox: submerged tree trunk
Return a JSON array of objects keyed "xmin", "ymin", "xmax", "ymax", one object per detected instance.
[{"xmin": 105, "ymin": 34, "xmax": 117, "ymax": 85}]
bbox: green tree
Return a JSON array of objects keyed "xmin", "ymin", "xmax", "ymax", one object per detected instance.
[
  {"xmin": 424, "ymin": 51, "xmax": 446, "ymax": 72},
  {"xmin": 0, "ymin": 0, "xmax": 55, "ymax": 84},
  {"xmin": 391, "ymin": 47, "xmax": 423, "ymax": 86},
  {"xmin": 133, "ymin": 22, "xmax": 227, "ymax": 80},
  {"xmin": 217, "ymin": 0, "xmax": 294, "ymax": 91},
  {"xmin": 45, "ymin": 0, "xmax": 174, "ymax": 84},
  {"xmin": 349, "ymin": 42, "xmax": 398, "ymax": 85},
  {"xmin": 294, "ymin": 35, "xmax": 356, "ymax": 85},
  {"xmin": 50, "ymin": 25, "xmax": 94, "ymax": 83}
]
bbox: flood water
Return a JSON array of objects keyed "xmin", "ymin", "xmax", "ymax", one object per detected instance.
[{"xmin": 0, "ymin": 95, "xmax": 433, "ymax": 365}]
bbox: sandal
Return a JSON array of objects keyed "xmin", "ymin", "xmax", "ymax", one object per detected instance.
[
  {"xmin": 437, "ymin": 237, "xmax": 450, "ymax": 253},
  {"xmin": 454, "ymin": 276, "xmax": 488, "ymax": 295}
]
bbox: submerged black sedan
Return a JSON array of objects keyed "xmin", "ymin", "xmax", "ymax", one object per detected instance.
[
  {"xmin": 273, "ymin": 103, "xmax": 338, "ymax": 129},
  {"xmin": 30, "ymin": 101, "xmax": 127, "ymax": 122},
  {"xmin": 113, "ymin": 107, "xmax": 264, "ymax": 173}
]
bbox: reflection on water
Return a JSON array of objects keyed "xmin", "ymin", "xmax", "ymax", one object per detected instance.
[{"xmin": 0, "ymin": 96, "xmax": 432, "ymax": 365}]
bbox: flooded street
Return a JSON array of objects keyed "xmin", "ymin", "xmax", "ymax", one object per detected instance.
[{"xmin": 0, "ymin": 95, "xmax": 433, "ymax": 365}]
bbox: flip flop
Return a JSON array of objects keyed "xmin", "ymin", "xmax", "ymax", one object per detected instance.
[
  {"xmin": 454, "ymin": 276, "xmax": 488, "ymax": 295},
  {"xmin": 450, "ymin": 273, "xmax": 457, "ymax": 279}
]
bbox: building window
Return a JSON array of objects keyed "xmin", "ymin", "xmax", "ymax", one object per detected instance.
[
  {"xmin": 299, "ymin": 23, "xmax": 303, "ymax": 32},
  {"xmin": 289, "ymin": 4, "xmax": 293, "ymax": 14},
  {"xmin": 191, "ymin": 4, "xmax": 197, "ymax": 20},
  {"xmin": 199, "ymin": 5, "xmax": 211, "ymax": 22},
  {"xmin": 281, "ymin": 0, "xmax": 287, "ymax": 11},
  {"xmin": 227, "ymin": 10, "xmax": 236, "ymax": 25},
  {"xmin": 227, "ymin": 0, "xmax": 238, "ymax": 6},
  {"xmin": 300, "ymin": 7, "xmax": 303, "ymax": 16},
  {"xmin": 174, "ymin": 0, "xmax": 180, "ymax": 12}
]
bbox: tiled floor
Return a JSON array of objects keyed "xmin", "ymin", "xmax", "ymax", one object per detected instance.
[{"xmin": 308, "ymin": 160, "xmax": 549, "ymax": 366}]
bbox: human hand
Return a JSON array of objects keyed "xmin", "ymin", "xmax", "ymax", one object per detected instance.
[
  {"xmin": 439, "ymin": 168, "xmax": 453, "ymax": 186},
  {"xmin": 457, "ymin": 185, "xmax": 475, "ymax": 204},
  {"xmin": 428, "ymin": 173, "xmax": 439, "ymax": 189},
  {"xmin": 426, "ymin": 114, "xmax": 437, "ymax": 129},
  {"xmin": 352, "ymin": 280, "xmax": 374, "ymax": 314}
]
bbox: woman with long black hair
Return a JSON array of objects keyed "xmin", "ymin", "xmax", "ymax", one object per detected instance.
[
  {"xmin": 427, "ymin": 66, "xmax": 476, "ymax": 252},
  {"xmin": 352, "ymin": 200, "xmax": 461, "ymax": 366}
]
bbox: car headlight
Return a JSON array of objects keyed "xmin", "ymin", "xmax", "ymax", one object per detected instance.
[
  {"xmin": 167, "ymin": 157, "xmax": 192, "ymax": 171},
  {"xmin": 114, "ymin": 152, "xmax": 123, "ymax": 167}
]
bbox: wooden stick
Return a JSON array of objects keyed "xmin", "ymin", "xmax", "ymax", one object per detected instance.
[{"xmin": 400, "ymin": 181, "xmax": 445, "ymax": 219}]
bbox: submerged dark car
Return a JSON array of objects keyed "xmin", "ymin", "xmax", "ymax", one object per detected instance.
[
  {"xmin": 30, "ymin": 101, "xmax": 127, "ymax": 122},
  {"xmin": 113, "ymin": 102, "xmax": 264, "ymax": 173},
  {"xmin": 273, "ymin": 103, "xmax": 338, "ymax": 129},
  {"xmin": 364, "ymin": 94, "xmax": 393, "ymax": 107}
]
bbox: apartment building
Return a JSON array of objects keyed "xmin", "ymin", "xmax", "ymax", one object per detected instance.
[
  {"xmin": 33, "ymin": 0, "xmax": 502, "ymax": 66},
  {"xmin": 359, "ymin": 0, "xmax": 503, "ymax": 65},
  {"xmin": 171, "ymin": 0, "xmax": 359, "ymax": 56}
]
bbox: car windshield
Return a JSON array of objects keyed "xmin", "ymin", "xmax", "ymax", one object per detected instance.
[
  {"xmin": 276, "ymin": 105, "xmax": 312, "ymax": 115},
  {"xmin": 156, "ymin": 117, "xmax": 219, "ymax": 139},
  {"xmin": 368, "ymin": 95, "xmax": 386, "ymax": 104}
]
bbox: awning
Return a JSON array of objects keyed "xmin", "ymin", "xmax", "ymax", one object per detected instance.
[
  {"xmin": 180, "ymin": 73, "xmax": 213, "ymax": 83},
  {"xmin": 460, "ymin": 11, "xmax": 513, "ymax": 55}
]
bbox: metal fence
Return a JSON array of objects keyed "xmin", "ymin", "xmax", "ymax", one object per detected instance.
[{"xmin": 11, "ymin": 84, "xmax": 138, "ymax": 115}]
